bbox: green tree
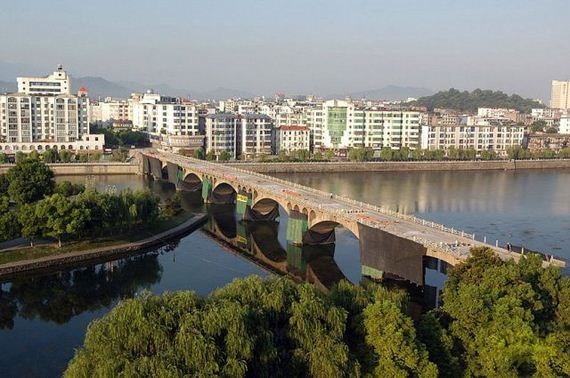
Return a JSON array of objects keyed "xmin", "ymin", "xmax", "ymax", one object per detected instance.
[
  {"xmin": 15, "ymin": 151, "xmax": 26, "ymax": 163},
  {"xmin": 7, "ymin": 159, "xmax": 55, "ymax": 204},
  {"xmin": 480, "ymin": 149, "xmax": 498, "ymax": 160},
  {"xmin": 28, "ymin": 150, "xmax": 40, "ymax": 161},
  {"xmin": 192, "ymin": 147, "xmax": 205, "ymax": 160},
  {"xmin": 379, "ymin": 147, "xmax": 393, "ymax": 161},
  {"xmin": 54, "ymin": 181, "xmax": 86, "ymax": 197},
  {"xmin": 218, "ymin": 150, "xmax": 231, "ymax": 161},
  {"xmin": 16, "ymin": 203, "xmax": 44, "ymax": 246},
  {"xmin": 0, "ymin": 196, "xmax": 20, "ymax": 241},
  {"xmin": 530, "ymin": 120, "xmax": 546, "ymax": 133},
  {"xmin": 43, "ymin": 148, "xmax": 58, "ymax": 163},
  {"xmin": 0, "ymin": 153, "xmax": 7, "ymax": 164},
  {"xmin": 205, "ymin": 150, "xmax": 216, "ymax": 161},
  {"xmin": 0, "ymin": 175, "xmax": 9, "ymax": 196},
  {"xmin": 324, "ymin": 150, "xmax": 335, "ymax": 161},
  {"xmin": 36, "ymin": 193, "xmax": 91, "ymax": 247},
  {"xmin": 313, "ymin": 151, "xmax": 323, "ymax": 161},
  {"xmin": 545, "ymin": 127, "xmax": 558, "ymax": 134},
  {"xmin": 58, "ymin": 150, "xmax": 72, "ymax": 163}
]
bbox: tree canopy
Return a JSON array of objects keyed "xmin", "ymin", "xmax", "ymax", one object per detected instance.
[
  {"xmin": 6, "ymin": 158, "xmax": 55, "ymax": 204},
  {"xmin": 66, "ymin": 248, "xmax": 570, "ymax": 377},
  {"xmin": 414, "ymin": 88, "xmax": 544, "ymax": 113},
  {"xmin": 65, "ymin": 277, "xmax": 437, "ymax": 377}
]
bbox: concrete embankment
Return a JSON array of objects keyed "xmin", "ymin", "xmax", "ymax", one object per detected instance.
[
  {"xmin": 0, "ymin": 213, "xmax": 207, "ymax": 279},
  {"xmin": 0, "ymin": 162, "xmax": 139, "ymax": 175},
  {"xmin": 226, "ymin": 159, "xmax": 570, "ymax": 173}
]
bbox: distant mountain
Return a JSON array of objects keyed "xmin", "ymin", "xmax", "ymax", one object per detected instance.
[
  {"xmin": 413, "ymin": 88, "xmax": 545, "ymax": 113},
  {"xmin": 72, "ymin": 77, "xmax": 135, "ymax": 99},
  {"xmin": 196, "ymin": 87, "xmax": 255, "ymax": 100},
  {"xmin": 330, "ymin": 85, "xmax": 434, "ymax": 101}
]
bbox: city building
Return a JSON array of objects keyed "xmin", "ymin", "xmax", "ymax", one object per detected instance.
[
  {"xmin": 550, "ymin": 80, "xmax": 570, "ymax": 110},
  {"xmin": 307, "ymin": 100, "xmax": 421, "ymax": 151},
  {"xmin": 17, "ymin": 65, "xmax": 71, "ymax": 95},
  {"xmin": 560, "ymin": 115, "xmax": 570, "ymax": 134},
  {"xmin": 420, "ymin": 124, "xmax": 525, "ymax": 155},
  {"xmin": 130, "ymin": 91, "xmax": 201, "ymax": 150},
  {"xmin": 0, "ymin": 68, "xmax": 104, "ymax": 153},
  {"xmin": 205, "ymin": 113, "xmax": 239, "ymax": 158},
  {"xmin": 276, "ymin": 126, "xmax": 310, "ymax": 153},
  {"xmin": 240, "ymin": 114, "xmax": 273, "ymax": 158}
]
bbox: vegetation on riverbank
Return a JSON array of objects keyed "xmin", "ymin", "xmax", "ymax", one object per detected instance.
[
  {"xmin": 0, "ymin": 157, "xmax": 185, "ymax": 263},
  {"xmin": 66, "ymin": 247, "xmax": 570, "ymax": 377}
]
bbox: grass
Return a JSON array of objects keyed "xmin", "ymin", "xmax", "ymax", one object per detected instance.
[{"xmin": 0, "ymin": 211, "xmax": 195, "ymax": 266}]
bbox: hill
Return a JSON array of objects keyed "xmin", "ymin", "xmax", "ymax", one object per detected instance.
[
  {"xmin": 329, "ymin": 85, "xmax": 433, "ymax": 101},
  {"xmin": 414, "ymin": 88, "xmax": 544, "ymax": 113}
]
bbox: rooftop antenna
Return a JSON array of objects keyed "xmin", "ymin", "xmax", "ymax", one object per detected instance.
[{"xmin": 57, "ymin": 64, "xmax": 63, "ymax": 71}]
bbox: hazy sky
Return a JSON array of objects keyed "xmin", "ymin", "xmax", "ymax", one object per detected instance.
[{"xmin": 1, "ymin": 0, "xmax": 569, "ymax": 99}]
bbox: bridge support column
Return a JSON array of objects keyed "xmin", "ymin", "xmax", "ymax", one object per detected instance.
[
  {"xmin": 202, "ymin": 177, "xmax": 213, "ymax": 203},
  {"xmin": 286, "ymin": 210, "xmax": 308, "ymax": 246},
  {"xmin": 236, "ymin": 192, "xmax": 252, "ymax": 220},
  {"xmin": 358, "ymin": 223, "xmax": 426, "ymax": 285}
]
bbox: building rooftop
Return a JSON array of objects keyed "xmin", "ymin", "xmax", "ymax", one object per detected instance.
[{"xmin": 280, "ymin": 125, "xmax": 308, "ymax": 131}]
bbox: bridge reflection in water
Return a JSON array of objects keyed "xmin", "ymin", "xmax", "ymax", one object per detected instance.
[{"xmin": 200, "ymin": 198, "xmax": 446, "ymax": 308}]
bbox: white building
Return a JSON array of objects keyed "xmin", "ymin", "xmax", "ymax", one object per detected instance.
[
  {"xmin": 276, "ymin": 126, "xmax": 310, "ymax": 153},
  {"xmin": 550, "ymin": 80, "xmax": 570, "ymax": 110},
  {"xmin": 307, "ymin": 100, "xmax": 421, "ymax": 151},
  {"xmin": 420, "ymin": 124, "xmax": 525, "ymax": 155},
  {"xmin": 130, "ymin": 91, "xmax": 200, "ymax": 143},
  {"xmin": 205, "ymin": 113, "xmax": 238, "ymax": 158},
  {"xmin": 560, "ymin": 116, "xmax": 570, "ymax": 134},
  {"xmin": 0, "ymin": 68, "xmax": 104, "ymax": 153},
  {"xmin": 240, "ymin": 114, "xmax": 273, "ymax": 158},
  {"xmin": 99, "ymin": 98, "xmax": 130, "ymax": 122},
  {"xmin": 17, "ymin": 65, "xmax": 71, "ymax": 95}
]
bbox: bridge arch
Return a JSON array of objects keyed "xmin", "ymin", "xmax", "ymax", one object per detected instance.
[
  {"xmin": 180, "ymin": 172, "xmax": 202, "ymax": 191},
  {"xmin": 211, "ymin": 182, "xmax": 237, "ymax": 204}
]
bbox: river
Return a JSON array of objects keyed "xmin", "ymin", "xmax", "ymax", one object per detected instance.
[{"xmin": 0, "ymin": 169, "xmax": 569, "ymax": 377}]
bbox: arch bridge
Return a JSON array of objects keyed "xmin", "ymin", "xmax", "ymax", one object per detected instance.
[{"xmin": 140, "ymin": 150, "xmax": 565, "ymax": 284}]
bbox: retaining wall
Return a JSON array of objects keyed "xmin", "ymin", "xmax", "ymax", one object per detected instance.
[{"xmin": 225, "ymin": 159, "xmax": 570, "ymax": 173}]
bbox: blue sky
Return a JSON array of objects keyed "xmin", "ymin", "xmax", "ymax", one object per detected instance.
[{"xmin": 1, "ymin": 0, "xmax": 568, "ymax": 99}]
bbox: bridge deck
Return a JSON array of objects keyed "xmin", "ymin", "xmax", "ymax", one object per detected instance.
[{"xmin": 146, "ymin": 151, "xmax": 565, "ymax": 268}]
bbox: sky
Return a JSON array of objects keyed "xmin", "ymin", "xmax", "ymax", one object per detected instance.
[{"xmin": 0, "ymin": 0, "xmax": 569, "ymax": 100}]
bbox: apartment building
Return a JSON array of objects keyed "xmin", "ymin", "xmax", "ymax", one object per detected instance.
[
  {"xmin": 550, "ymin": 80, "xmax": 570, "ymax": 110},
  {"xmin": 276, "ymin": 126, "xmax": 310, "ymax": 153},
  {"xmin": 306, "ymin": 100, "xmax": 420, "ymax": 151},
  {"xmin": 205, "ymin": 113, "xmax": 239, "ymax": 158},
  {"xmin": 240, "ymin": 114, "xmax": 273, "ymax": 158},
  {"xmin": 0, "ymin": 69, "xmax": 104, "ymax": 153},
  {"xmin": 130, "ymin": 91, "xmax": 200, "ymax": 142},
  {"xmin": 420, "ymin": 124, "xmax": 525, "ymax": 155}
]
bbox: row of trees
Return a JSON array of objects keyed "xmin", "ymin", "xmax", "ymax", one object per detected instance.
[
  {"xmin": 65, "ymin": 247, "xmax": 570, "ymax": 377},
  {"xmin": 0, "ymin": 157, "xmax": 160, "ymax": 245},
  {"xmin": 0, "ymin": 149, "xmax": 105, "ymax": 165}
]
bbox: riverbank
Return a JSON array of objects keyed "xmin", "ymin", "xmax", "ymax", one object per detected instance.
[
  {"xmin": 0, "ymin": 162, "xmax": 138, "ymax": 175},
  {"xmin": 226, "ymin": 159, "xmax": 570, "ymax": 173},
  {"xmin": 0, "ymin": 213, "xmax": 207, "ymax": 279}
]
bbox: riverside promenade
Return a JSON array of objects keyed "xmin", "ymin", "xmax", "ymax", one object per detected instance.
[{"xmin": 142, "ymin": 151, "xmax": 565, "ymax": 283}]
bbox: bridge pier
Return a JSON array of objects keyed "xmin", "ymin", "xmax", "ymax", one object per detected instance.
[
  {"xmin": 286, "ymin": 210, "xmax": 308, "ymax": 246},
  {"xmin": 358, "ymin": 223, "xmax": 426, "ymax": 285}
]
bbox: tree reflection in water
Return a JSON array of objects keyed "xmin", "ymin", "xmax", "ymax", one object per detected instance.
[{"xmin": 0, "ymin": 242, "xmax": 178, "ymax": 330}]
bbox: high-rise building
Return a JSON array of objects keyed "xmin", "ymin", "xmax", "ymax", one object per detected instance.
[
  {"xmin": 0, "ymin": 68, "xmax": 104, "ymax": 153},
  {"xmin": 240, "ymin": 114, "xmax": 273, "ymax": 158},
  {"xmin": 550, "ymin": 80, "xmax": 570, "ymax": 109}
]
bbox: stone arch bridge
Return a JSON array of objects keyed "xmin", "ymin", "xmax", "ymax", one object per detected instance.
[{"xmin": 140, "ymin": 150, "xmax": 565, "ymax": 284}]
